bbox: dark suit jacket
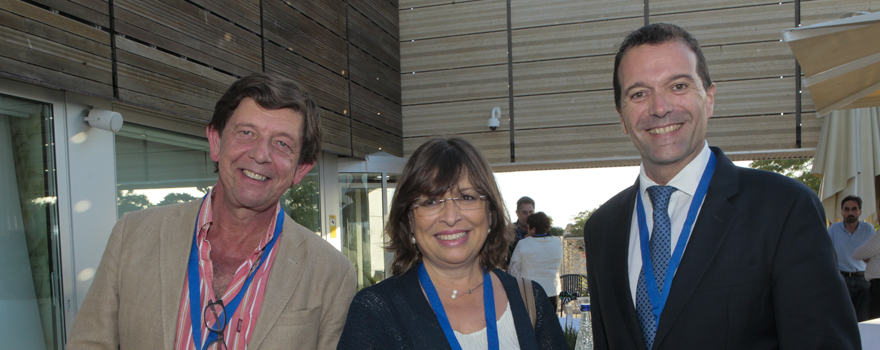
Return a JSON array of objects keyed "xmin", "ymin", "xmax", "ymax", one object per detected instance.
[
  {"xmin": 337, "ymin": 268, "xmax": 567, "ymax": 350},
  {"xmin": 584, "ymin": 147, "xmax": 861, "ymax": 350}
]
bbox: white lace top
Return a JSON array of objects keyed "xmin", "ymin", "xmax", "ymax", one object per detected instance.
[{"xmin": 453, "ymin": 302, "xmax": 521, "ymax": 350}]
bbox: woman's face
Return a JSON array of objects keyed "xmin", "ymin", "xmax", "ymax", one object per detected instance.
[{"xmin": 412, "ymin": 175, "xmax": 491, "ymax": 271}]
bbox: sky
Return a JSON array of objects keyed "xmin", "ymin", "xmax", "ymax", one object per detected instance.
[
  {"xmin": 494, "ymin": 166, "xmax": 640, "ymax": 228},
  {"xmin": 494, "ymin": 160, "xmax": 753, "ymax": 227}
]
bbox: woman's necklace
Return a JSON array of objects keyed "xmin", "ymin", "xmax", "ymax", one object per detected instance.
[{"xmin": 433, "ymin": 278, "xmax": 484, "ymax": 299}]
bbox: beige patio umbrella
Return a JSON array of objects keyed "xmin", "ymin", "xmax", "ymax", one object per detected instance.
[
  {"xmin": 811, "ymin": 108, "xmax": 880, "ymax": 223},
  {"xmin": 784, "ymin": 12, "xmax": 880, "ymax": 222},
  {"xmin": 783, "ymin": 11, "xmax": 880, "ymax": 117}
]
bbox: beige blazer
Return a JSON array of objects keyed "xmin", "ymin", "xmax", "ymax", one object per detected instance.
[{"xmin": 67, "ymin": 200, "xmax": 356, "ymax": 350}]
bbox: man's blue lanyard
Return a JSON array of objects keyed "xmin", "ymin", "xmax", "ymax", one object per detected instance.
[
  {"xmin": 515, "ymin": 227, "xmax": 525, "ymax": 240},
  {"xmin": 418, "ymin": 263, "xmax": 499, "ymax": 350},
  {"xmin": 636, "ymin": 152, "xmax": 716, "ymax": 332},
  {"xmin": 187, "ymin": 195, "xmax": 283, "ymax": 350}
]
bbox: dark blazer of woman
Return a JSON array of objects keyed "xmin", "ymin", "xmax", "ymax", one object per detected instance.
[{"xmin": 337, "ymin": 268, "xmax": 567, "ymax": 350}]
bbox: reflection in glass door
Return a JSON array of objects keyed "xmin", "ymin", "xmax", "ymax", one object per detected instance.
[
  {"xmin": 340, "ymin": 173, "xmax": 387, "ymax": 289},
  {"xmin": 0, "ymin": 94, "xmax": 63, "ymax": 349}
]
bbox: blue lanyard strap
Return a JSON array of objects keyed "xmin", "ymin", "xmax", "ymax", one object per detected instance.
[
  {"xmin": 531, "ymin": 233, "xmax": 550, "ymax": 238},
  {"xmin": 636, "ymin": 152, "xmax": 716, "ymax": 332},
  {"xmin": 187, "ymin": 196, "xmax": 283, "ymax": 350},
  {"xmin": 418, "ymin": 263, "xmax": 499, "ymax": 350}
]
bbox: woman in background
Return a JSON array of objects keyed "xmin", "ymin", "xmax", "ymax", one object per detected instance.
[
  {"xmin": 337, "ymin": 137, "xmax": 566, "ymax": 350},
  {"xmin": 508, "ymin": 212, "xmax": 564, "ymax": 312}
]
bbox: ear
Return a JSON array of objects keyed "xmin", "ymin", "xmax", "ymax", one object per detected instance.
[
  {"xmin": 207, "ymin": 125, "xmax": 222, "ymax": 162},
  {"xmin": 705, "ymin": 83, "xmax": 716, "ymax": 119},
  {"xmin": 617, "ymin": 106, "xmax": 629, "ymax": 135},
  {"xmin": 290, "ymin": 161, "xmax": 316, "ymax": 187}
]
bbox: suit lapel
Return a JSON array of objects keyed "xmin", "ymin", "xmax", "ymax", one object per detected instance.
[
  {"xmin": 653, "ymin": 148, "xmax": 740, "ymax": 348},
  {"xmin": 247, "ymin": 213, "xmax": 309, "ymax": 349},
  {"xmin": 160, "ymin": 201, "xmax": 201, "ymax": 349},
  {"xmin": 605, "ymin": 182, "xmax": 648, "ymax": 350}
]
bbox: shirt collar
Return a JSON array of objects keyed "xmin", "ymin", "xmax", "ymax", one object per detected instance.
[
  {"xmin": 638, "ymin": 141, "xmax": 711, "ymax": 198},
  {"xmin": 196, "ymin": 183, "xmax": 282, "ymax": 248}
]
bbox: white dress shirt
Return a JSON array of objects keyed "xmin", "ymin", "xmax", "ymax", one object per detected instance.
[{"xmin": 628, "ymin": 141, "xmax": 712, "ymax": 304}]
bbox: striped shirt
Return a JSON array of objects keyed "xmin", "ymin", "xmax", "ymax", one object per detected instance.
[{"xmin": 173, "ymin": 190, "xmax": 282, "ymax": 350}]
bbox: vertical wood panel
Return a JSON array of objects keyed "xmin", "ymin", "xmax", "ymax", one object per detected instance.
[
  {"xmin": 0, "ymin": 1, "xmax": 112, "ymax": 97},
  {"xmin": 401, "ymin": 31, "xmax": 507, "ymax": 72},
  {"xmin": 510, "ymin": 0, "xmax": 642, "ymax": 29},
  {"xmin": 651, "ymin": 3, "xmax": 794, "ymax": 46},
  {"xmin": 263, "ymin": 0, "xmax": 347, "ymax": 75},
  {"xmin": 512, "ymin": 17, "xmax": 642, "ymax": 62},
  {"xmin": 402, "ymin": 97, "xmax": 509, "ymax": 136},
  {"xmin": 402, "ymin": 64, "xmax": 508, "ymax": 104},
  {"xmin": 399, "ymin": 0, "xmax": 506, "ymax": 40}
]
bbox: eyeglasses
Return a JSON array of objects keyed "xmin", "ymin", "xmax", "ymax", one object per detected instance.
[
  {"xmin": 204, "ymin": 299, "xmax": 228, "ymax": 350},
  {"xmin": 412, "ymin": 195, "xmax": 488, "ymax": 217}
]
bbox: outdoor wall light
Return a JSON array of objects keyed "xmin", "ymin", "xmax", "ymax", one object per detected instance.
[
  {"xmin": 84, "ymin": 108, "xmax": 123, "ymax": 133},
  {"xmin": 488, "ymin": 107, "xmax": 501, "ymax": 131}
]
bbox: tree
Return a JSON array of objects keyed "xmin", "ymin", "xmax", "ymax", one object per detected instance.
[
  {"xmin": 156, "ymin": 192, "xmax": 198, "ymax": 206},
  {"xmin": 549, "ymin": 226, "xmax": 565, "ymax": 236},
  {"xmin": 281, "ymin": 181, "xmax": 321, "ymax": 233},
  {"xmin": 568, "ymin": 208, "xmax": 597, "ymax": 237},
  {"xmin": 117, "ymin": 190, "xmax": 153, "ymax": 218},
  {"xmin": 748, "ymin": 159, "xmax": 820, "ymax": 194}
]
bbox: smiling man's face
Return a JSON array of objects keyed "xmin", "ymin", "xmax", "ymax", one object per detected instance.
[
  {"xmin": 616, "ymin": 40, "xmax": 715, "ymax": 182},
  {"xmin": 208, "ymin": 97, "xmax": 314, "ymax": 213}
]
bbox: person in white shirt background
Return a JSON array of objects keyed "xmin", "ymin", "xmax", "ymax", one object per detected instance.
[
  {"xmin": 509, "ymin": 212, "xmax": 564, "ymax": 311},
  {"xmin": 853, "ymin": 202, "xmax": 880, "ymax": 320}
]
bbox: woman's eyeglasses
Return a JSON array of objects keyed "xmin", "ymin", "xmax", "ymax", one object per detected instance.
[{"xmin": 412, "ymin": 195, "xmax": 487, "ymax": 217}]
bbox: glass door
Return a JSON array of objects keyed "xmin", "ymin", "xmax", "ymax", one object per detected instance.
[
  {"xmin": 0, "ymin": 94, "xmax": 64, "ymax": 349},
  {"xmin": 340, "ymin": 173, "xmax": 385, "ymax": 289}
]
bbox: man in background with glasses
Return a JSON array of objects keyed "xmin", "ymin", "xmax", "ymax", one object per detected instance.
[{"xmin": 67, "ymin": 73, "xmax": 356, "ymax": 350}]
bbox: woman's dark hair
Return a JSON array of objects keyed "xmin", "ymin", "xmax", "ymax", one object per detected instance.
[
  {"xmin": 209, "ymin": 72, "xmax": 322, "ymax": 165},
  {"xmin": 386, "ymin": 137, "xmax": 511, "ymax": 275},
  {"xmin": 527, "ymin": 212, "xmax": 551, "ymax": 236}
]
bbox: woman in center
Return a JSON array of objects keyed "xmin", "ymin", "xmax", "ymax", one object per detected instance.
[{"xmin": 338, "ymin": 137, "xmax": 566, "ymax": 350}]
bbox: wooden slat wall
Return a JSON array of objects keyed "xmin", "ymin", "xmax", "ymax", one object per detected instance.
[
  {"xmin": 0, "ymin": 0, "xmax": 403, "ymax": 158},
  {"xmin": 0, "ymin": 0, "xmax": 112, "ymax": 96},
  {"xmin": 399, "ymin": 0, "xmax": 863, "ymax": 169}
]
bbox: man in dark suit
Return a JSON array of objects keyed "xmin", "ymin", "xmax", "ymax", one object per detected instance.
[{"xmin": 584, "ymin": 23, "xmax": 861, "ymax": 349}]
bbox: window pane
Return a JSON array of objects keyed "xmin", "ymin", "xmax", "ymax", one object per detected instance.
[
  {"xmin": 115, "ymin": 124, "xmax": 217, "ymax": 217},
  {"xmin": 340, "ymin": 173, "xmax": 385, "ymax": 289},
  {"xmin": 0, "ymin": 94, "xmax": 62, "ymax": 350},
  {"xmin": 281, "ymin": 166, "xmax": 321, "ymax": 234}
]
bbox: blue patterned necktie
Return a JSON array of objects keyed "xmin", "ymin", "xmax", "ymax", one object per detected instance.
[{"xmin": 636, "ymin": 185, "xmax": 677, "ymax": 349}]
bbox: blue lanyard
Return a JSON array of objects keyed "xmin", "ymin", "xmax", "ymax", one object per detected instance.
[
  {"xmin": 636, "ymin": 152, "xmax": 716, "ymax": 332},
  {"xmin": 187, "ymin": 195, "xmax": 283, "ymax": 350},
  {"xmin": 532, "ymin": 233, "xmax": 549, "ymax": 238},
  {"xmin": 418, "ymin": 263, "xmax": 499, "ymax": 350}
]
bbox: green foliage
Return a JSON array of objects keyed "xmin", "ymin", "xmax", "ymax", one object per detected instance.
[
  {"xmin": 563, "ymin": 322, "xmax": 578, "ymax": 350},
  {"xmin": 156, "ymin": 192, "xmax": 198, "ymax": 206},
  {"xmin": 549, "ymin": 226, "xmax": 565, "ymax": 236},
  {"xmin": 117, "ymin": 190, "xmax": 153, "ymax": 218},
  {"xmin": 281, "ymin": 180, "xmax": 321, "ymax": 233},
  {"xmin": 568, "ymin": 208, "xmax": 597, "ymax": 237},
  {"xmin": 748, "ymin": 159, "xmax": 820, "ymax": 194}
]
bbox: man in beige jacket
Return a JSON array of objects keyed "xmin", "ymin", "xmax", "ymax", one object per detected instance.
[{"xmin": 67, "ymin": 73, "xmax": 356, "ymax": 350}]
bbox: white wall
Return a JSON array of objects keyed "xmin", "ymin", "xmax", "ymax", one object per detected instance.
[{"xmin": 63, "ymin": 94, "xmax": 120, "ymax": 314}]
